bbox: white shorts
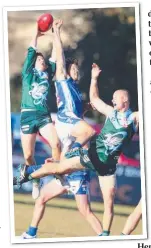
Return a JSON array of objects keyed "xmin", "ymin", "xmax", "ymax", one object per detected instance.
[
  {"xmin": 55, "ymin": 172, "xmax": 90, "ymax": 195},
  {"xmin": 55, "ymin": 118, "xmax": 76, "ymax": 152}
]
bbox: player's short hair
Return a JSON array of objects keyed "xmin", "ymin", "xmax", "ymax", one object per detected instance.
[
  {"xmin": 34, "ymin": 52, "xmax": 45, "ymax": 67},
  {"xmin": 36, "ymin": 52, "xmax": 44, "ymax": 59},
  {"xmin": 65, "ymin": 58, "xmax": 78, "ymax": 72}
]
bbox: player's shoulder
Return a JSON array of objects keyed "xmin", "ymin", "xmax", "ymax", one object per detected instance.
[
  {"xmin": 107, "ymin": 109, "xmax": 116, "ymax": 118},
  {"xmin": 55, "ymin": 77, "xmax": 75, "ymax": 87},
  {"xmin": 130, "ymin": 111, "xmax": 139, "ymax": 120},
  {"xmin": 27, "ymin": 46, "xmax": 37, "ymax": 52}
]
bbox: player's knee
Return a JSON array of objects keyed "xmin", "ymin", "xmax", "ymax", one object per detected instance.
[
  {"xmin": 39, "ymin": 196, "xmax": 47, "ymax": 205},
  {"xmin": 43, "ymin": 164, "xmax": 58, "ymax": 175},
  {"xmin": 78, "ymin": 206, "xmax": 86, "ymax": 217},
  {"xmin": 51, "ymin": 140, "xmax": 61, "ymax": 150},
  {"xmin": 35, "ymin": 197, "xmax": 44, "ymax": 207},
  {"xmin": 36, "ymin": 196, "xmax": 47, "ymax": 206},
  {"xmin": 103, "ymin": 189, "xmax": 115, "ymax": 211},
  {"xmin": 85, "ymin": 125, "xmax": 96, "ymax": 138},
  {"xmin": 89, "ymin": 126, "xmax": 96, "ymax": 136},
  {"xmin": 78, "ymin": 205, "xmax": 91, "ymax": 218}
]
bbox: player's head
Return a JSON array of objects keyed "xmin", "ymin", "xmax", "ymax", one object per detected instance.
[
  {"xmin": 66, "ymin": 58, "xmax": 79, "ymax": 81},
  {"xmin": 35, "ymin": 52, "xmax": 47, "ymax": 71},
  {"xmin": 112, "ymin": 89, "xmax": 130, "ymax": 111}
]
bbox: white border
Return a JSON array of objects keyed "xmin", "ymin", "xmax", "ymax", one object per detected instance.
[
  {"xmin": 3, "ymin": 2, "xmax": 141, "ymax": 11},
  {"xmin": 2, "ymin": 2, "xmax": 147, "ymax": 244},
  {"xmin": 134, "ymin": 2, "xmax": 147, "ymax": 239}
]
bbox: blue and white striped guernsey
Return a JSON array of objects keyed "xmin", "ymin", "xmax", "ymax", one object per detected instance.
[{"xmin": 55, "ymin": 77, "xmax": 83, "ymax": 124}]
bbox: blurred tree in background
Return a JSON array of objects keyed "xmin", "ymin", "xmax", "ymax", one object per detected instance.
[{"xmin": 8, "ymin": 7, "xmax": 138, "ymax": 123}]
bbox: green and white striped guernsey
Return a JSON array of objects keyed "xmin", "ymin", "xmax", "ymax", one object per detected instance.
[
  {"xmin": 21, "ymin": 47, "xmax": 56, "ymax": 114},
  {"xmin": 90, "ymin": 109, "xmax": 136, "ymax": 165}
]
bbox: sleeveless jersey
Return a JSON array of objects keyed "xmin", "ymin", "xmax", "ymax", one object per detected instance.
[
  {"xmin": 90, "ymin": 109, "xmax": 136, "ymax": 165},
  {"xmin": 21, "ymin": 47, "xmax": 56, "ymax": 114},
  {"xmin": 55, "ymin": 78, "xmax": 83, "ymax": 123}
]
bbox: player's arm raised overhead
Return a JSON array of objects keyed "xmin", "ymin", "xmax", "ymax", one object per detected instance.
[
  {"xmin": 51, "ymin": 36, "xmax": 57, "ymax": 62},
  {"xmin": 46, "ymin": 33, "xmax": 57, "ymax": 79},
  {"xmin": 90, "ymin": 63, "xmax": 113, "ymax": 116},
  {"xmin": 52, "ymin": 19, "xmax": 67, "ymax": 80},
  {"xmin": 22, "ymin": 24, "xmax": 44, "ymax": 75},
  {"xmin": 30, "ymin": 24, "xmax": 44, "ymax": 49}
]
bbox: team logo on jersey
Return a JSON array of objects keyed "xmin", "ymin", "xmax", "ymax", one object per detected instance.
[
  {"xmin": 29, "ymin": 80, "xmax": 49, "ymax": 105},
  {"xmin": 102, "ymin": 131, "xmax": 127, "ymax": 155}
]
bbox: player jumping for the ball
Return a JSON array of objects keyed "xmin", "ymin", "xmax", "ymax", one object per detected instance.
[
  {"xmin": 20, "ymin": 24, "xmax": 61, "ymax": 199},
  {"xmin": 14, "ymin": 41, "xmax": 139, "ymax": 237},
  {"xmin": 53, "ymin": 19, "xmax": 95, "ymax": 151}
]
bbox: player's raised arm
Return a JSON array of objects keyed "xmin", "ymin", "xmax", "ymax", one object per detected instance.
[
  {"xmin": 30, "ymin": 24, "xmax": 44, "ymax": 48},
  {"xmin": 47, "ymin": 35, "xmax": 57, "ymax": 80},
  {"xmin": 90, "ymin": 63, "xmax": 113, "ymax": 116},
  {"xmin": 22, "ymin": 24, "xmax": 44, "ymax": 75},
  {"xmin": 51, "ymin": 37, "xmax": 57, "ymax": 62},
  {"xmin": 52, "ymin": 19, "xmax": 67, "ymax": 80}
]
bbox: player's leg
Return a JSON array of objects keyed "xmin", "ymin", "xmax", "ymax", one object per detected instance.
[
  {"xmin": 61, "ymin": 131, "xmax": 102, "ymax": 235},
  {"xmin": 20, "ymin": 111, "xmax": 40, "ymax": 199},
  {"xmin": 20, "ymin": 132, "xmax": 40, "ymax": 199},
  {"xmin": 98, "ymin": 174, "xmax": 116, "ymax": 236},
  {"xmin": 57, "ymin": 125, "xmax": 100, "ymax": 235},
  {"xmin": 31, "ymin": 156, "xmax": 84, "ymax": 178},
  {"xmin": 13, "ymin": 156, "xmax": 85, "ymax": 186},
  {"xmin": 20, "ymin": 111, "xmax": 37, "ymax": 165},
  {"xmin": 39, "ymin": 123, "xmax": 61, "ymax": 161},
  {"xmin": 71, "ymin": 120, "xmax": 96, "ymax": 147},
  {"xmin": 20, "ymin": 132, "xmax": 36, "ymax": 165},
  {"xmin": 22, "ymin": 179, "xmax": 67, "ymax": 239},
  {"xmin": 21, "ymin": 136, "xmax": 69, "ymax": 239},
  {"xmin": 121, "ymin": 199, "xmax": 142, "ymax": 235},
  {"xmin": 75, "ymin": 194, "xmax": 103, "ymax": 235}
]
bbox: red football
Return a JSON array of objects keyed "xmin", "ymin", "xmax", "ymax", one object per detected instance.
[{"xmin": 37, "ymin": 13, "xmax": 53, "ymax": 32}]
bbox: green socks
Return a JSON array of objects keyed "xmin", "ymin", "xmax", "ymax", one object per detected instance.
[{"xmin": 99, "ymin": 230, "xmax": 110, "ymax": 236}]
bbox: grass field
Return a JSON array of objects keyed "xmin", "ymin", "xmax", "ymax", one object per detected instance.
[{"xmin": 14, "ymin": 193, "xmax": 142, "ymax": 239}]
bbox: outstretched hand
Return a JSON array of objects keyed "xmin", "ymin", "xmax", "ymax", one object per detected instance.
[
  {"xmin": 52, "ymin": 19, "xmax": 63, "ymax": 30},
  {"xmin": 34, "ymin": 23, "xmax": 45, "ymax": 37},
  {"xmin": 91, "ymin": 63, "xmax": 102, "ymax": 79}
]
